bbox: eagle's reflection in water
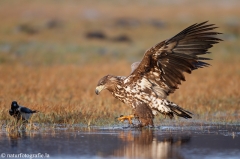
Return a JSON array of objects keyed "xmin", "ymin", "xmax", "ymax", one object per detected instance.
[
  {"xmin": 3, "ymin": 128, "xmax": 191, "ymax": 159},
  {"xmin": 114, "ymin": 129, "xmax": 190, "ymax": 159}
]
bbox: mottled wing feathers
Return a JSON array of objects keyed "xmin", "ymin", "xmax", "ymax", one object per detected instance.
[{"xmin": 126, "ymin": 21, "xmax": 222, "ymax": 96}]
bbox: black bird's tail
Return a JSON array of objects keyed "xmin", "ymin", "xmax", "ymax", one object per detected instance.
[{"xmin": 31, "ymin": 110, "xmax": 38, "ymax": 113}]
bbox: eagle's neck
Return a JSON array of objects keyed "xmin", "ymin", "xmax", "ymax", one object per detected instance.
[
  {"xmin": 106, "ymin": 77, "xmax": 127, "ymax": 103},
  {"xmin": 106, "ymin": 76, "xmax": 123, "ymax": 93}
]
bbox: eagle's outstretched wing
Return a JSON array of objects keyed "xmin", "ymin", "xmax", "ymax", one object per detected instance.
[{"xmin": 124, "ymin": 21, "xmax": 222, "ymax": 98}]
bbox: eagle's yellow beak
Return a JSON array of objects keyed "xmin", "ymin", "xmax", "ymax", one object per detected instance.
[{"xmin": 95, "ymin": 85, "xmax": 105, "ymax": 95}]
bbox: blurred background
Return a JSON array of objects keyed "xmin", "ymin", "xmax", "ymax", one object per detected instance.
[
  {"xmin": 0, "ymin": 0, "xmax": 239, "ymax": 124},
  {"xmin": 0, "ymin": 0, "xmax": 239, "ymax": 65}
]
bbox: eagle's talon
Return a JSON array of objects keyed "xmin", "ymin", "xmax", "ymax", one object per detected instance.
[{"xmin": 117, "ymin": 115, "xmax": 135, "ymax": 125}]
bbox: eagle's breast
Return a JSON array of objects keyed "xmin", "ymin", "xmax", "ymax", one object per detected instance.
[
  {"xmin": 111, "ymin": 84, "xmax": 128, "ymax": 104},
  {"xmin": 112, "ymin": 78, "xmax": 158, "ymax": 109}
]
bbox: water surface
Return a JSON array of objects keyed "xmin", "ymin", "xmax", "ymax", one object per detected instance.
[{"xmin": 0, "ymin": 125, "xmax": 239, "ymax": 159}]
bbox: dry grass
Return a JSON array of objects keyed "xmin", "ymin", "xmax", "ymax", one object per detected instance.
[
  {"xmin": 0, "ymin": 62, "xmax": 132, "ymax": 126},
  {"xmin": 0, "ymin": 59, "xmax": 239, "ymax": 126},
  {"xmin": 0, "ymin": 0, "xmax": 240, "ymax": 126}
]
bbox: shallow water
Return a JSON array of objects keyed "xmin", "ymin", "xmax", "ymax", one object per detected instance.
[{"xmin": 0, "ymin": 125, "xmax": 240, "ymax": 159}]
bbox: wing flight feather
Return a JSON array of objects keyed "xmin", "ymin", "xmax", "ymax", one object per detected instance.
[{"xmin": 124, "ymin": 21, "xmax": 222, "ymax": 98}]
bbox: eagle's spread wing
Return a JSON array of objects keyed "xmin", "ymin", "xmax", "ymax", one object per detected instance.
[{"xmin": 124, "ymin": 21, "xmax": 222, "ymax": 98}]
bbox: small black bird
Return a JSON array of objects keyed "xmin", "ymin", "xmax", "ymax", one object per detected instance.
[{"xmin": 9, "ymin": 101, "xmax": 38, "ymax": 122}]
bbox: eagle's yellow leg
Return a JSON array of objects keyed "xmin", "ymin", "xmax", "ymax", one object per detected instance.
[{"xmin": 117, "ymin": 115, "xmax": 135, "ymax": 124}]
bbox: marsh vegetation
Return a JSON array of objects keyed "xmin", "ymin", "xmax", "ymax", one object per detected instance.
[{"xmin": 0, "ymin": 0, "xmax": 239, "ymax": 127}]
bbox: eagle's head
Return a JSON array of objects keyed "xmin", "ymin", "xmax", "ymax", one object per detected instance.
[
  {"xmin": 11, "ymin": 101, "xmax": 19, "ymax": 110},
  {"xmin": 95, "ymin": 75, "xmax": 119, "ymax": 95}
]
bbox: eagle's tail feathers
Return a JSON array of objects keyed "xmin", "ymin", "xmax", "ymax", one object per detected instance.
[
  {"xmin": 167, "ymin": 102, "xmax": 192, "ymax": 119},
  {"xmin": 151, "ymin": 99, "xmax": 192, "ymax": 119}
]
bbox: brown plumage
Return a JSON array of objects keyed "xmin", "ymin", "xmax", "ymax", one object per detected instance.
[
  {"xmin": 133, "ymin": 103, "xmax": 154, "ymax": 127},
  {"xmin": 95, "ymin": 21, "xmax": 222, "ymax": 127}
]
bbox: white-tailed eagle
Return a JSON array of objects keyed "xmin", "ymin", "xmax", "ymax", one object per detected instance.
[{"xmin": 95, "ymin": 21, "xmax": 222, "ymax": 127}]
